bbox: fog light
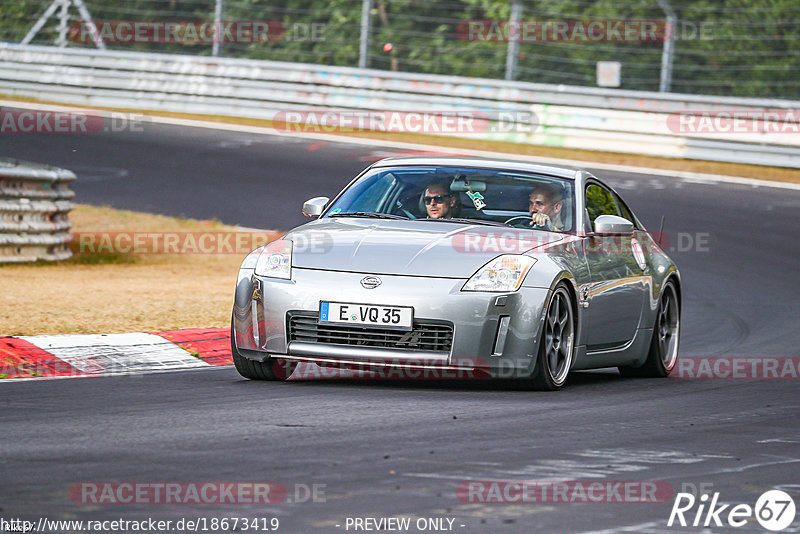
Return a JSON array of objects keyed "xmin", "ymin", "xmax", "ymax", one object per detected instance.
[{"xmin": 492, "ymin": 316, "xmax": 511, "ymax": 356}]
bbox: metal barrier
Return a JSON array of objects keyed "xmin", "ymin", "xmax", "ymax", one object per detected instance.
[
  {"xmin": 0, "ymin": 158, "xmax": 74, "ymax": 263},
  {"xmin": 0, "ymin": 44, "xmax": 799, "ymax": 168}
]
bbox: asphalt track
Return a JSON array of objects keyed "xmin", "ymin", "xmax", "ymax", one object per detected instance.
[{"xmin": 2, "ymin": 114, "xmax": 800, "ymax": 533}]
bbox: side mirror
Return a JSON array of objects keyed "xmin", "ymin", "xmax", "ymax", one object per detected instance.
[
  {"xmin": 302, "ymin": 196, "xmax": 329, "ymax": 217},
  {"xmin": 594, "ymin": 214, "xmax": 634, "ymax": 235}
]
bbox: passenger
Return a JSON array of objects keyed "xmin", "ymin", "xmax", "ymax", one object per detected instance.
[
  {"xmin": 528, "ymin": 184, "xmax": 565, "ymax": 231},
  {"xmin": 423, "ymin": 183, "xmax": 457, "ymax": 219}
]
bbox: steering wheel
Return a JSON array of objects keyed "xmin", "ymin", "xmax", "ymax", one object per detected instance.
[{"xmin": 504, "ymin": 215, "xmax": 533, "ymax": 226}]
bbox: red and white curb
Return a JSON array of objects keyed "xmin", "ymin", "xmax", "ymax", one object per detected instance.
[{"xmin": 0, "ymin": 328, "xmax": 231, "ymax": 380}]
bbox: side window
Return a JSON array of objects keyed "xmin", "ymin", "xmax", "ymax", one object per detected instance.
[{"xmin": 585, "ymin": 184, "xmax": 618, "ymax": 231}]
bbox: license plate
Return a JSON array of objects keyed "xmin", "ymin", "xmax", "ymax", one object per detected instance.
[{"xmin": 319, "ymin": 302, "xmax": 413, "ymax": 330}]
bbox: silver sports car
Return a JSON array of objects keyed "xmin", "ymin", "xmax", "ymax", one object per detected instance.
[{"xmin": 231, "ymin": 157, "xmax": 680, "ymax": 389}]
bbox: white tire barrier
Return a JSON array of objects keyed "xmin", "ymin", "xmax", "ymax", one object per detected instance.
[{"xmin": 0, "ymin": 159, "xmax": 75, "ymax": 263}]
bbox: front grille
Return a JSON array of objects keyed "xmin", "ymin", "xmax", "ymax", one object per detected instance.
[{"xmin": 288, "ymin": 311, "xmax": 453, "ymax": 352}]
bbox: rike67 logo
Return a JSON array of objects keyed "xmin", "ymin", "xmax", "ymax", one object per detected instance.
[{"xmin": 668, "ymin": 489, "xmax": 796, "ymax": 531}]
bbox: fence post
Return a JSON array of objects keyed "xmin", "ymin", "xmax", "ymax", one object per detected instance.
[
  {"xmin": 505, "ymin": 0, "xmax": 522, "ymax": 81},
  {"xmin": 213, "ymin": 0, "xmax": 224, "ymax": 57},
  {"xmin": 56, "ymin": 0, "xmax": 68, "ymax": 48},
  {"xmin": 359, "ymin": 0, "xmax": 373, "ymax": 68},
  {"xmin": 657, "ymin": 0, "xmax": 676, "ymax": 92}
]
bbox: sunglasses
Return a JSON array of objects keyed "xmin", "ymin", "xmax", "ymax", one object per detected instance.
[{"xmin": 423, "ymin": 194, "xmax": 451, "ymax": 205}]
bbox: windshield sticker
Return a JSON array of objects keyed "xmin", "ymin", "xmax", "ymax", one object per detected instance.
[
  {"xmin": 466, "ymin": 190, "xmax": 486, "ymax": 210},
  {"xmin": 329, "ymin": 208, "xmax": 342, "ymax": 214}
]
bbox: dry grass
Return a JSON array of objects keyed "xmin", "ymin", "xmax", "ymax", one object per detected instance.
[{"xmin": 0, "ymin": 205, "xmax": 280, "ymax": 336}]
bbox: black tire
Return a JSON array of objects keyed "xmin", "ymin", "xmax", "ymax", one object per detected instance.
[
  {"xmin": 528, "ymin": 284, "xmax": 576, "ymax": 391},
  {"xmin": 230, "ymin": 322, "xmax": 296, "ymax": 381},
  {"xmin": 619, "ymin": 281, "xmax": 680, "ymax": 378}
]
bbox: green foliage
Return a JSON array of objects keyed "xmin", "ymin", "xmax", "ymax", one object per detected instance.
[
  {"xmin": 0, "ymin": 0, "xmax": 797, "ymax": 98},
  {"xmin": 585, "ymin": 184, "xmax": 617, "ymax": 228}
]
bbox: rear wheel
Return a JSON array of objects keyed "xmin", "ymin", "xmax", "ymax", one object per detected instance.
[
  {"xmin": 529, "ymin": 285, "xmax": 576, "ymax": 390},
  {"xmin": 230, "ymin": 322, "xmax": 296, "ymax": 381},
  {"xmin": 619, "ymin": 281, "xmax": 680, "ymax": 378}
]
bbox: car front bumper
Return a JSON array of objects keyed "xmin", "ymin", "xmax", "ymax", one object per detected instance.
[{"xmin": 232, "ymin": 267, "xmax": 551, "ymax": 378}]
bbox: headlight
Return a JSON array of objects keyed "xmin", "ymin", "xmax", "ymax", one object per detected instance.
[
  {"xmin": 254, "ymin": 239, "xmax": 292, "ymax": 279},
  {"xmin": 462, "ymin": 255, "xmax": 536, "ymax": 292}
]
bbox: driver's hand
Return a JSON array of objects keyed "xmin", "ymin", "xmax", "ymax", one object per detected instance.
[{"xmin": 530, "ymin": 213, "xmax": 551, "ymax": 227}]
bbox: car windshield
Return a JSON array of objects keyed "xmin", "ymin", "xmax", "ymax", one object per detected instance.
[{"xmin": 324, "ymin": 165, "xmax": 575, "ymax": 232}]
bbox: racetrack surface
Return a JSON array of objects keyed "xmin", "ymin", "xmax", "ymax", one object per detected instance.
[{"xmin": 2, "ymin": 113, "xmax": 800, "ymax": 533}]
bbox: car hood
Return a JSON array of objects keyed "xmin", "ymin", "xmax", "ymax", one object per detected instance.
[{"xmin": 284, "ymin": 218, "xmax": 565, "ymax": 278}]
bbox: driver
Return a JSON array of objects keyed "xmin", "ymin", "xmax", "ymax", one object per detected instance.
[
  {"xmin": 528, "ymin": 184, "xmax": 565, "ymax": 231},
  {"xmin": 423, "ymin": 183, "xmax": 457, "ymax": 219}
]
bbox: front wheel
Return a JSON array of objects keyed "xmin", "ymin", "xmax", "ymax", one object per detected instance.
[
  {"xmin": 231, "ymin": 322, "xmax": 296, "ymax": 381},
  {"xmin": 619, "ymin": 281, "xmax": 680, "ymax": 378},
  {"xmin": 528, "ymin": 285, "xmax": 576, "ymax": 390}
]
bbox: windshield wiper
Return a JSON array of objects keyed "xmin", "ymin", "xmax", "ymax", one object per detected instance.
[
  {"xmin": 328, "ymin": 212, "xmax": 409, "ymax": 220},
  {"xmin": 417, "ymin": 217, "xmax": 509, "ymax": 227}
]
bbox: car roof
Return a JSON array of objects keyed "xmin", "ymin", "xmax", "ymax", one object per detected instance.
[{"xmin": 370, "ymin": 156, "xmax": 581, "ymax": 180}]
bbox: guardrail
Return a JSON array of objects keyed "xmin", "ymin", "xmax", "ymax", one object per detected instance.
[
  {"xmin": 1, "ymin": 44, "xmax": 799, "ymax": 168},
  {"xmin": 0, "ymin": 158, "xmax": 74, "ymax": 263}
]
